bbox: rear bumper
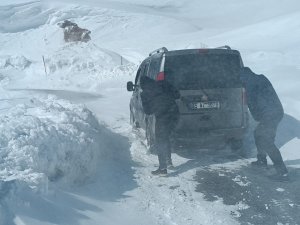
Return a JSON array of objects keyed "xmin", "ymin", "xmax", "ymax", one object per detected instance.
[{"xmin": 170, "ymin": 126, "xmax": 248, "ymax": 148}]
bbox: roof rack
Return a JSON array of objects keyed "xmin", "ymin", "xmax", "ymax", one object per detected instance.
[
  {"xmin": 215, "ymin": 45, "xmax": 231, "ymax": 50},
  {"xmin": 149, "ymin": 47, "xmax": 168, "ymax": 56}
]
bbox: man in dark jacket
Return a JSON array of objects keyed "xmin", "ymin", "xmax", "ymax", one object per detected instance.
[
  {"xmin": 140, "ymin": 76, "xmax": 178, "ymax": 175},
  {"xmin": 240, "ymin": 67, "xmax": 288, "ymax": 179}
]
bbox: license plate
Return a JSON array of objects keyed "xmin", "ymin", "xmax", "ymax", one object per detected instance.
[{"xmin": 191, "ymin": 101, "xmax": 220, "ymax": 109}]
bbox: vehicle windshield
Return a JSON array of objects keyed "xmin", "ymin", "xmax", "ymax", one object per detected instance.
[{"xmin": 165, "ymin": 53, "xmax": 242, "ymax": 89}]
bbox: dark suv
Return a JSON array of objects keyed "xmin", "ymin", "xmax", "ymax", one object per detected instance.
[{"xmin": 127, "ymin": 46, "xmax": 249, "ymax": 151}]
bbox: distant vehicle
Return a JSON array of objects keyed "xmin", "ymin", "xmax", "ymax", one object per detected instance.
[
  {"xmin": 57, "ymin": 20, "xmax": 91, "ymax": 43},
  {"xmin": 127, "ymin": 46, "xmax": 249, "ymax": 151}
]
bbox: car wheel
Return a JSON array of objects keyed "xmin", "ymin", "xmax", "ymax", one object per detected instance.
[{"xmin": 146, "ymin": 121, "xmax": 156, "ymax": 154}]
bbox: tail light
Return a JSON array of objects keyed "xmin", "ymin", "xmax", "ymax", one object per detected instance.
[{"xmin": 156, "ymin": 72, "xmax": 165, "ymax": 81}]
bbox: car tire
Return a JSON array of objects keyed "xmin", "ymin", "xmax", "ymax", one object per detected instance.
[{"xmin": 146, "ymin": 120, "xmax": 156, "ymax": 154}]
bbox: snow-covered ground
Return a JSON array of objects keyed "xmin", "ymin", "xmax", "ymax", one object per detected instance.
[{"xmin": 0, "ymin": 0, "xmax": 300, "ymax": 225}]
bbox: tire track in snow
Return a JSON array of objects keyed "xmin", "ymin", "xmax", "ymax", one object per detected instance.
[{"xmin": 122, "ymin": 127, "xmax": 240, "ymax": 225}]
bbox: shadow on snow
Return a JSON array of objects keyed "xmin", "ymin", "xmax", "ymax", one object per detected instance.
[
  {"xmin": 0, "ymin": 124, "xmax": 137, "ymax": 225},
  {"xmin": 194, "ymin": 113, "xmax": 300, "ymax": 225}
]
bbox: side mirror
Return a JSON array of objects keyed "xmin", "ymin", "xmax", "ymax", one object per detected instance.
[{"xmin": 127, "ymin": 81, "xmax": 135, "ymax": 91}]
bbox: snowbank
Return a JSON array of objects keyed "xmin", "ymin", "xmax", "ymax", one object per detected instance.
[
  {"xmin": 44, "ymin": 43, "xmax": 129, "ymax": 74},
  {"xmin": 0, "ymin": 96, "xmax": 104, "ymax": 190},
  {"xmin": 0, "ymin": 55, "xmax": 32, "ymax": 70},
  {"xmin": 1, "ymin": 47, "xmax": 136, "ymax": 93}
]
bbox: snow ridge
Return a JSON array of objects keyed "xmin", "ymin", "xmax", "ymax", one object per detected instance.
[{"xmin": 0, "ymin": 96, "xmax": 103, "ymax": 189}]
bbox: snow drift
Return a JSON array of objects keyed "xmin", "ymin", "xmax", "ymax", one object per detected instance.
[{"xmin": 0, "ymin": 96, "xmax": 104, "ymax": 190}]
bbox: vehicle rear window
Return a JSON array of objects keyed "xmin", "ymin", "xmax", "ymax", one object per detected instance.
[{"xmin": 164, "ymin": 53, "xmax": 242, "ymax": 89}]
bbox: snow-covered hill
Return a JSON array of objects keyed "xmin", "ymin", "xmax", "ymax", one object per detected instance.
[{"xmin": 0, "ymin": 0, "xmax": 300, "ymax": 225}]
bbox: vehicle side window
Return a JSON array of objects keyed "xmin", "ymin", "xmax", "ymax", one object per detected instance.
[
  {"xmin": 142, "ymin": 61, "xmax": 150, "ymax": 77},
  {"xmin": 134, "ymin": 60, "xmax": 150, "ymax": 89},
  {"xmin": 148, "ymin": 57, "xmax": 161, "ymax": 79},
  {"xmin": 135, "ymin": 67, "xmax": 142, "ymax": 85}
]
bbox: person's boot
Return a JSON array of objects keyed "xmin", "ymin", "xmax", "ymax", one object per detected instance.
[
  {"xmin": 151, "ymin": 168, "xmax": 167, "ymax": 176},
  {"xmin": 268, "ymin": 170, "xmax": 289, "ymax": 182},
  {"xmin": 251, "ymin": 157, "xmax": 267, "ymax": 168},
  {"xmin": 271, "ymin": 163, "xmax": 289, "ymax": 182}
]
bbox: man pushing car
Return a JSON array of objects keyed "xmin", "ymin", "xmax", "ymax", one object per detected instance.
[{"xmin": 240, "ymin": 67, "xmax": 288, "ymax": 181}]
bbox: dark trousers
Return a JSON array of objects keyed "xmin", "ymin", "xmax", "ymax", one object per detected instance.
[
  {"xmin": 254, "ymin": 118, "xmax": 288, "ymax": 174},
  {"xmin": 155, "ymin": 117, "xmax": 174, "ymax": 169}
]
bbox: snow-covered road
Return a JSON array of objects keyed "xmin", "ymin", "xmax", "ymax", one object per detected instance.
[{"xmin": 23, "ymin": 85, "xmax": 300, "ymax": 225}]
